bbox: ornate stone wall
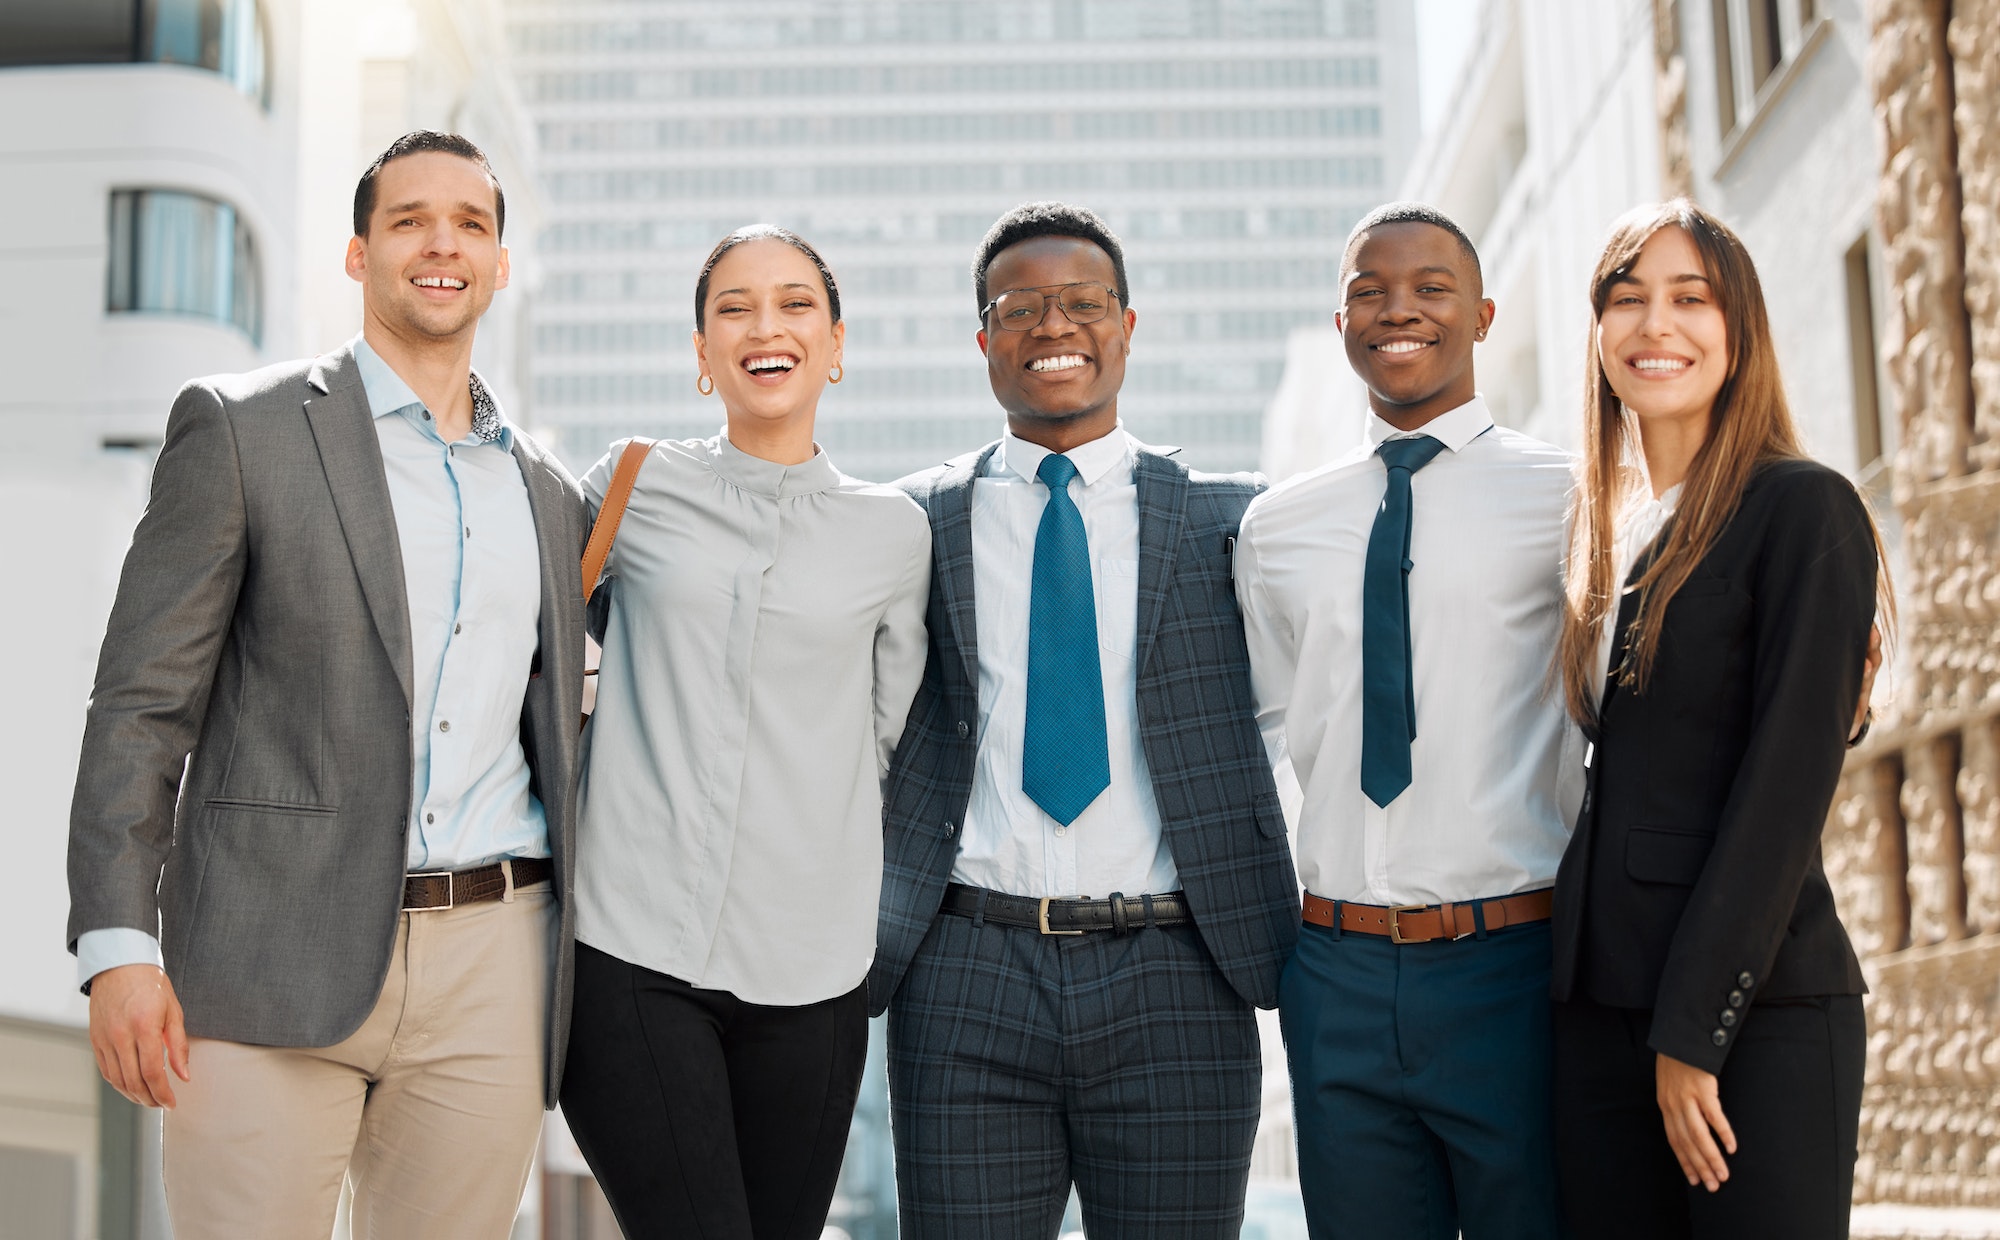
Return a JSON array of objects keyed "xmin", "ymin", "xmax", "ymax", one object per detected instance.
[{"xmin": 1843, "ymin": 0, "xmax": 2000, "ymax": 1218}]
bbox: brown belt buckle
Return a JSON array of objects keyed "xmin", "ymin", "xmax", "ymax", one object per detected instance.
[
  {"xmin": 1386, "ymin": 904, "xmax": 1427, "ymax": 944},
  {"xmin": 405, "ymin": 870, "xmax": 454, "ymax": 912},
  {"xmin": 1038, "ymin": 897, "xmax": 1084, "ymax": 936}
]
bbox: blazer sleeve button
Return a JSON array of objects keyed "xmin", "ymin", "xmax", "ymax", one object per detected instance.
[
  {"xmin": 1728, "ymin": 990, "xmax": 1745, "ymax": 1008},
  {"xmin": 1720, "ymin": 1009, "xmax": 1737, "ymax": 1027},
  {"xmin": 1738, "ymin": 971, "xmax": 1755, "ymax": 988},
  {"xmin": 1711, "ymin": 1029, "xmax": 1729, "ymax": 1046}
]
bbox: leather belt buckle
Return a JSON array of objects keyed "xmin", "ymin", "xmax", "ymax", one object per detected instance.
[
  {"xmin": 1386, "ymin": 904, "xmax": 1427, "ymax": 944},
  {"xmin": 405, "ymin": 870, "xmax": 454, "ymax": 912},
  {"xmin": 1038, "ymin": 896, "xmax": 1084, "ymax": 936}
]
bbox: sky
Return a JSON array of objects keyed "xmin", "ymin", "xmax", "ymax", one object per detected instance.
[{"xmin": 1414, "ymin": 0, "xmax": 1484, "ymax": 135}]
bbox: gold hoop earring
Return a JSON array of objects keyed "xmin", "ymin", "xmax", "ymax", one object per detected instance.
[
  {"xmin": 829, "ymin": 363, "xmax": 843, "ymax": 385},
  {"xmin": 697, "ymin": 374, "xmax": 714, "ymax": 396}
]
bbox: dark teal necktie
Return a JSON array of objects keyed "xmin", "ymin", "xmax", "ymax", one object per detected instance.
[
  {"xmin": 1361, "ymin": 435, "xmax": 1446, "ymax": 808},
  {"xmin": 1022, "ymin": 453, "xmax": 1111, "ymax": 825}
]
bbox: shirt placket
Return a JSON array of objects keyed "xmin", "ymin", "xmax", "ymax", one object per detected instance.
[{"xmin": 416, "ymin": 433, "xmax": 471, "ymax": 866}]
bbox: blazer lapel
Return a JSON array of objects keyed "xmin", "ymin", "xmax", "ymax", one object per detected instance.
[
  {"xmin": 1598, "ymin": 529, "xmax": 1668, "ymax": 720},
  {"xmin": 930, "ymin": 443, "xmax": 997, "ymax": 694},
  {"xmin": 304, "ymin": 347, "xmax": 414, "ymax": 707},
  {"xmin": 1131, "ymin": 448, "xmax": 1189, "ymax": 676}
]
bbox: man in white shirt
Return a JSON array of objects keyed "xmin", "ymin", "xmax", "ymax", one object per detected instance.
[
  {"xmin": 872, "ymin": 202, "xmax": 1301, "ymax": 1238},
  {"xmin": 1234, "ymin": 203, "xmax": 1574, "ymax": 1238}
]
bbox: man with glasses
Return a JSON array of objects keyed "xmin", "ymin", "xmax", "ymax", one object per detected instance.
[{"xmin": 871, "ymin": 201, "xmax": 1300, "ymax": 1238}]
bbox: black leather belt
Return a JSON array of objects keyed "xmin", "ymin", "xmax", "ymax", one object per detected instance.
[
  {"xmin": 402, "ymin": 857, "xmax": 553, "ymax": 911},
  {"xmin": 940, "ymin": 883, "xmax": 1193, "ymax": 935}
]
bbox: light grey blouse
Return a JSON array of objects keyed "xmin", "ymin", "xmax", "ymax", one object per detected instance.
[{"xmin": 576, "ymin": 434, "xmax": 931, "ymax": 1006}]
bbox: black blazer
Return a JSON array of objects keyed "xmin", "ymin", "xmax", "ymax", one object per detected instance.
[{"xmin": 1550, "ymin": 458, "xmax": 1875, "ymax": 1074}]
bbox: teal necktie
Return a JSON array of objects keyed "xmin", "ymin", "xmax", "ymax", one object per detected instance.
[
  {"xmin": 1022, "ymin": 453, "xmax": 1111, "ymax": 825},
  {"xmin": 1361, "ymin": 435, "xmax": 1446, "ymax": 808}
]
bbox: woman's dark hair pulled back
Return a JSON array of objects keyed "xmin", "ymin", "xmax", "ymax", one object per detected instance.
[{"xmin": 694, "ymin": 225, "xmax": 842, "ymax": 331}]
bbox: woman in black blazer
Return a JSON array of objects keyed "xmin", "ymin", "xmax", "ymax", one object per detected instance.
[{"xmin": 1549, "ymin": 200, "xmax": 1890, "ymax": 1237}]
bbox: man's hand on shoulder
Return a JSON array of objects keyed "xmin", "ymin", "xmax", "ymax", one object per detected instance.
[{"xmin": 89, "ymin": 964, "xmax": 190, "ymax": 1109}]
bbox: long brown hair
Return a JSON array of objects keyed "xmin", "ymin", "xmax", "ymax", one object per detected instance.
[{"xmin": 1557, "ymin": 199, "xmax": 1893, "ymax": 724}]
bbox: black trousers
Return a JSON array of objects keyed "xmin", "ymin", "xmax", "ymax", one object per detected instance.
[
  {"xmin": 1552, "ymin": 994, "xmax": 1864, "ymax": 1239},
  {"xmin": 560, "ymin": 942, "xmax": 869, "ymax": 1240}
]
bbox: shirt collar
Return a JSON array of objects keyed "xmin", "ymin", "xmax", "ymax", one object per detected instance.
[
  {"xmin": 990, "ymin": 422, "xmax": 1135, "ymax": 488},
  {"xmin": 1363, "ymin": 394, "xmax": 1494, "ymax": 454},
  {"xmin": 350, "ymin": 333, "xmax": 513, "ymax": 449},
  {"xmin": 706, "ymin": 430, "xmax": 842, "ymax": 499}
]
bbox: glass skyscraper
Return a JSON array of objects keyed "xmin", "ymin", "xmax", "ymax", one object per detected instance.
[{"xmin": 506, "ymin": 0, "xmax": 1418, "ymax": 482}]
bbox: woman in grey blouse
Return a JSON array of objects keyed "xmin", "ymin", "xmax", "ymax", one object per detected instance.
[{"xmin": 558, "ymin": 226, "xmax": 932, "ymax": 1239}]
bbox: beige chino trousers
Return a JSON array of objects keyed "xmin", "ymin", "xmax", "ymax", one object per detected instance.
[{"xmin": 163, "ymin": 882, "xmax": 554, "ymax": 1240}]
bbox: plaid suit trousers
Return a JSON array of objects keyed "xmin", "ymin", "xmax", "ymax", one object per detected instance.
[{"xmin": 888, "ymin": 912, "xmax": 1261, "ymax": 1240}]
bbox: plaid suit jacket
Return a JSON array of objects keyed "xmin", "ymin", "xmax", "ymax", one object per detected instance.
[{"xmin": 869, "ymin": 439, "xmax": 1300, "ymax": 1016}]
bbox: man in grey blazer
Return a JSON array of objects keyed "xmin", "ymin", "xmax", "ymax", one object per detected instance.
[
  {"xmin": 874, "ymin": 202, "xmax": 1300, "ymax": 1238},
  {"xmin": 67, "ymin": 131, "xmax": 587, "ymax": 1239}
]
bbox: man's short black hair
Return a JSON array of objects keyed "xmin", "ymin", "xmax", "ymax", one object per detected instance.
[
  {"xmin": 972, "ymin": 201, "xmax": 1130, "ymax": 318},
  {"xmin": 1339, "ymin": 201, "xmax": 1481, "ymax": 290},
  {"xmin": 353, "ymin": 130, "xmax": 505, "ymax": 241}
]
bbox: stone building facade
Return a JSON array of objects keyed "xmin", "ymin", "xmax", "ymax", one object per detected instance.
[{"xmin": 1824, "ymin": 0, "xmax": 2000, "ymax": 1224}]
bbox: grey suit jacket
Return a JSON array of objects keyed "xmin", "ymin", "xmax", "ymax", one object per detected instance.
[
  {"xmin": 66, "ymin": 344, "xmax": 588, "ymax": 1106},
  {"xmin": 870, "ymin": 441, "xmax": 1300, "ymax": 1017}
]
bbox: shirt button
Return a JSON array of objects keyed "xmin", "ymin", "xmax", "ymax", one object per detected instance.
[
  {"xmin": 422, "ymin": 410, "xmax": 432, "ymax": 421},
  {"xmin": 1056, "ymin": 825, "xmax": 1068, "ymax": 837},
  {"xmin": 1711, "ymin": 1029, "xmax": 1728, "ymax": 1046},
  {"xmin": 425, "ymin": 812, "xmax": 435, "ymax": 825},
  {"xmin": 454, "ymin": 622, "xmax": 462, "ymax": 635},
  {"xmin": 1727, "ymin": 990, "xmax": 1744, "ymax": 1008},
  {"xmin": 438, "ymin": 720, "xmax": 451, "ymax": 733},
  {"xmin": 956, "ymin": 720, "xmax": 969, "ymax": 739},
  {"xmin": 1719, "ymin": 1009, "xmax": 1737, "ymax": 1027},
  {"xmin": 1738, "ymin": 972, "xmax": 1755, "ymax": 989},
  {"xmin": 465, "ymin": 526, "xmax": 472, "ymax": 538}
]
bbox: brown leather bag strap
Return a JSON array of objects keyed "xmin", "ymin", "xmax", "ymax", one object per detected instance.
[{"xmin": 581, "ymin": 437, "xmax": 656, "ymax": 604}]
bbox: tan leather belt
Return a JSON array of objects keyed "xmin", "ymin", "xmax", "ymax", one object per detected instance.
[
  {"xmin": 403, "ymin": 857, "xmax": 553, "ymax": 911},
  {"xmin": 1302, "ymin": 889, "xmax": 1553, "ymax": 944}
]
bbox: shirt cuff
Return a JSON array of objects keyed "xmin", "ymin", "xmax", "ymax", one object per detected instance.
[{"xmin": 76, "ymin": 928, "xmax": 164, "ymax": 993}]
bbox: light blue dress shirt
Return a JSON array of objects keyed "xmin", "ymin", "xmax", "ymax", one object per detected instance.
[{"xmin": 77, "ymin": 336, "xmax": 548, "ymax": 985}]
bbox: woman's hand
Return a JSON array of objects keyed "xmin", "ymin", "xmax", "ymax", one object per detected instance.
[{"xmin": 1656, "ymin": 1052, "xmax": 1735, "ymax": 1191}]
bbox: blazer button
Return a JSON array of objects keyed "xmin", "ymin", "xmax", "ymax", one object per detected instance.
[
  {"xmin": 956, "ymin": 721, "xmax": 970, "ymax": 739},
  {"xmin": 943, "ymin": 820, "xmax": 956, "ymax": 837},
  {"xmin": 1719, "ymin": 1009, "xmax": 1737, "ymax": 1027},
  {"xmin": 1727, "ymin": 990, "xmax": 1745, "ymax": 1008},
  {"xmin": 1738, "ymin": 972, "xmax": 1755, "ymax": 989},
  {"xmin": 1711, "ymin": 1029, "xmax": 1728, "ymax": 1046}
]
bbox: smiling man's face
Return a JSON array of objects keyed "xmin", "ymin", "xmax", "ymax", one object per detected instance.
[
  {"xmin": 1336, "ymin": 221, "xmax": 1494, "ymax": 431},
  {"xmin": 978, "ymin": 234, "xmax": 1136, "ymax": 451},
  {"xmin": 345, "ymin": 150, "xmax": 508, "ymax": 344}
]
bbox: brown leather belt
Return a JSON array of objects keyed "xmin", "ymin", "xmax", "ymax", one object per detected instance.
[
  {"xmin": 402, "ymin": 857, "xmax": 553, "ymax": 911},
  {"xmin": 1302, "ymin": 889, "xmax": 1553, "ymax": 944}
]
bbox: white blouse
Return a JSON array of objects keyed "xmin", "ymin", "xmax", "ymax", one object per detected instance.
[{"xmin": 1598, "ymin": 481, "xmax": 1683, "ymax": 688}]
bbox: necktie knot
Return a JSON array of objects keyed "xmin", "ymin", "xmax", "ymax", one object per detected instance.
[
  {"xmin": 1037, "ymin": 452, "xmax": 1079, "ymax": 491},
  {"xmin": 1378, "ymin": 434, "xmax": 1446, "ymax": 475}
]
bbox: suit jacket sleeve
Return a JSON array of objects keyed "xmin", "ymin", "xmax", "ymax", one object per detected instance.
[
  {"xmin": 1647, "ymin": 468, "xmax": 1877, "ymax": 1072},
  {"xmin": 67, "ymin": 381, "xmax": 249, "ymax": 952}
]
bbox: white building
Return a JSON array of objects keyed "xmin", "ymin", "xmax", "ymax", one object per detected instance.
[
  {"xmin": 0, "ymin": 3, "xmax": 539, "ymax": 1237},
  {"xmin": 505, "ymin": 0, "xmax": 1420, "ymax": 483}
]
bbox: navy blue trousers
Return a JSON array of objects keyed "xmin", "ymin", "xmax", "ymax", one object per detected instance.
[
  {"xmin": 1281, "ymin": 918, "xmax": 1563, "ymax": 1239},
  {"xmin": 887, "ymin": 911, "xmax": 1262, "ymax": 1240}
]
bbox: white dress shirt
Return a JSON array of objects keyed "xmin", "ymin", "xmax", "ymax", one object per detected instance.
[
  {"xmin": 576, "ymin": 435, "xmax": 931, "ymax": 1006},
  {"xmin": 951, "ymin": 425, "xmax": 1180, "ymax": 900},
  {"xmin": 1234, "ymin": 396, "xmax": 1582, "ymax": 906}
]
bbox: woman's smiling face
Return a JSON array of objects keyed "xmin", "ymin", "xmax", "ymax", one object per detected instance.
[
  {"xmin": 1597, "ymin": 225, "xmax": 1730, "ymax": 436},
  {"xmin": 695, "ymin": 238, "xmax": 844, "ymax": 429}
]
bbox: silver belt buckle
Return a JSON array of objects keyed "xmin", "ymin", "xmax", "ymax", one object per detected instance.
[
  {"xmin": 1038, "ymin": 896, "xmax": 1084, "ymax": 936},
  {"xmin": 404, "ymin": 870, "xmax": 454, "ymax": 911}
]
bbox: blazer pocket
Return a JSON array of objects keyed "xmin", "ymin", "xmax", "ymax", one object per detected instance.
[
  {"xmin": 1625, "ymin": 824, "xmax": 1712, "ymax": 885},
  {"xmin": 204, "ymin": 797, "xmax": 338, "ymax": 816}
]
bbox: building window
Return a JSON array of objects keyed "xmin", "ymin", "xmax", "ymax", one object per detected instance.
[
  {"xmin": 1708, "ymin": 0, "xmax": 1820, "ymax": 142},
  {"xmin": 0, "ymin": 0, "xmax": 267, "ymax": 106},
  {"xmin": 1845, "ymin": 230, "xmax": 1896, "ymax": 483},
  {"xmin": 144, "ymin": 0, "xmax": 268, "ymax": 105},
  {"xmin": 107, "ymin": 189, "xmax": 262, "ymax": 344}
]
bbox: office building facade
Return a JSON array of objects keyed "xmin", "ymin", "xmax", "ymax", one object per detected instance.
[{"xmin": 506, "ymin": 0, "xmax": 1419, "ymax": 482}]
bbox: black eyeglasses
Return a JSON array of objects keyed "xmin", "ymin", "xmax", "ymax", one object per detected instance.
[{"xmin": 980, "ymin": 281, "xmax": 1121, "ymax": 331}]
